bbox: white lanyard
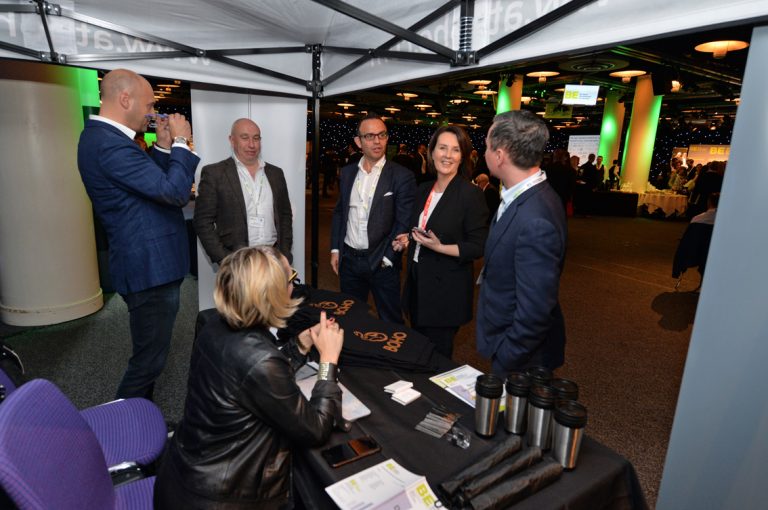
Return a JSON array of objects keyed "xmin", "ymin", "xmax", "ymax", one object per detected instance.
[
  {"xmin": 498, "ymin": 171, "xmax": 547, "ymax": 220},
  {"xmin": 240, "ymin": 168, "xmax": 266, "ymax": 209}
]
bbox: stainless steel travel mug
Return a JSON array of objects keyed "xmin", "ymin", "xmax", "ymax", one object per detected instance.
[
  {"xmin": 527, "ymin": 384, "xmax": 556, "ymax": 450},
  {"xmin": 550, "ymin": 378, "xmax": 579, "ymax": 402},
  {"xmin": 552, "ymin": 400, "xmax": 588, "ymax": 469},
  {"xmin": 504, "ymin": 372, "xmax": 530, "ymax": 434},
  {"xmin": 475, "ymin": 374, "xmax": 504, "ymax": 437},
  {"xmin": 525, "ymin": 366, "xmax": 552, "ymax": 387}
]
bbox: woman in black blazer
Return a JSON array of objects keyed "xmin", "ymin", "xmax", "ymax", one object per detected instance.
[{"xmin": 398, "ymin": 126, "xmax": 489, "ymax": 358}]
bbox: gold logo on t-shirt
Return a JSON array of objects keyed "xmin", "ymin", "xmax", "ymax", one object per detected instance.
[
  {"xmin": 354, "ymin": 331, "xmax": 408, "ymax": 352},
  {"xmin": 310, "ymin": 299, "xmax": 355, "ymax": 316}
]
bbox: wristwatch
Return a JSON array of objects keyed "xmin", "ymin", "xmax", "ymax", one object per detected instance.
[{"xmin": 173, "ymin": 136, "xmax": 188, "ymax": 146}]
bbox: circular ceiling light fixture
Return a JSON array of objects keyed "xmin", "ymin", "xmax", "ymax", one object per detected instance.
[
  {"xmin": 526, "ymin": 71, "xmax": 559, "ymax": 83},
  {"xmin": 520, "ymin": 96, "xmax": 532, "ymax": 104},
  {"xmin": 397, "ymin": 92, "xmax": 418, "ymax": 101},
  {"xmin": 559, "ymin": 58, "xmax": 629, "ymax": 73},
  {"xmin": 694, "ymin": 40, "xmax": 749, "ymax": 59},
  {"xmin": 609, "ymin": 70, "xmax": 646, "ymax": 83},
  {"xmin": 414, "ymin": 103, "xmax": 432, "ymax": 110},
  {"xmin": 426, "ymin": 111, "xmax": 440, "ymax": 117},
  {"xmin": 384, "ymin": 106, "xmax": 401, "ymax": 113},
  {"xmin": 337, "ymin": 102, "xmax": 355, "ymax": 109},
  {"xmin": 449, "ymin": 98, "xmax": 469, "ymax": 105},
  {"xmin": 472, "ymin": 86, "xmax": 497, "ymax": 99},
  {"xmin": 468, "ymin": 79, "xmax": 492, "ymax": 86}
]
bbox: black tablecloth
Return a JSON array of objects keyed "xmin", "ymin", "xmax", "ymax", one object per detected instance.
[
  {"xmin": 590, "ymin": 192, "xmax": 639, "ymax": 217},
  {"xmin": 294, "ymin": 364, "xmax": 648, "ymax": 510}
]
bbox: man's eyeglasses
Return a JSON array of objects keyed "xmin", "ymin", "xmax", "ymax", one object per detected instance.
[
  {"xmin": 358, "ymin": 131, "xmax": 389, "ymax": 142},
  {"xmin": 288, "ymin": 268, "xmax": 301, "ymax": 285}
]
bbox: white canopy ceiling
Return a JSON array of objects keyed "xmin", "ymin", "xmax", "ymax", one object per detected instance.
[{"xmin": 1, "ymin": 0, "xmax": 767, "ymax": 97}]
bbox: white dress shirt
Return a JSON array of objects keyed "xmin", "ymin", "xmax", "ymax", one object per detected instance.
[{"xmin": 234, "ymin": 155, "xmax": 277, "ymax": 248}]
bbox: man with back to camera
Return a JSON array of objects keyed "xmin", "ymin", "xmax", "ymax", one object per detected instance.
[
  {"xmin": 78, "ymin": 69, "xmax": 200, "ymax": 400},
  {"xmin": 476, "ymin": 110, "xmax": 568, "ymax": 375},
  {"xmin": 194, "ymin": 118, "xmax": 293, "ymax": 264},
  {"xmin": 330, "ymin": 113, "xmax": 415, "ymax": 324}
]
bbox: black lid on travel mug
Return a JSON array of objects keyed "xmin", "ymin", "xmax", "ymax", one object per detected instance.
[
  {"xmin": 525, "ymin": 366, "xmax": 552, "ymax": 386},
  {"xmin": 550, "ymin": 378, "xmax": 579, "ymax": 401},
  {"xmin": 505, "ymin": 372, "xmax": 531, "ymax": 397},
  {"xmin": 554, "ymin": 400, "xmax": 588, "ymax": 428},
  {"xmin": 528, "ymin": 384, "xmax": 556, "ymax": 409},
  {"xmin": 475, "ymin": 374, "xmax": 504, "ymax": 399}
]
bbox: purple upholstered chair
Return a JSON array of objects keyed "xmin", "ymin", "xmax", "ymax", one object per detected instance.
[
  {"xmin": 0, "ymin": 379, "xmax": 155, "ymax": 510},
  {"xmin": 0, "ymin": 368, "xmax": 166, "ymax": 469}
]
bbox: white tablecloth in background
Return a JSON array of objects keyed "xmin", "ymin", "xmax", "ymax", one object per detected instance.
[{"xmin": 638, "ymin": 192, "xmax": 688, "ymax": 217}]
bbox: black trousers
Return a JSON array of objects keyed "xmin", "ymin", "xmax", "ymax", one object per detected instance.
[{"xmin": 413, "ymin": 325, "xmax": 459, "ymax": 360}]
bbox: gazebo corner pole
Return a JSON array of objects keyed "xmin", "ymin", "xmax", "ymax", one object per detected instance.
[{"xmin": 309, "ymin": 44, "xmax": 323, "ymax": 288}]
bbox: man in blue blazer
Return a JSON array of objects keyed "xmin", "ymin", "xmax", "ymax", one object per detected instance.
[
  {"xmin": 330, "ymin": 114, "xmax": 415, "ymax": 324},
  {"xmin": 476, "ymin": 110, "xmax": 567, "ymax": 375},
  {"xmin": 78, "ymin": 69, "xmax": 200, "ymax": 399}
]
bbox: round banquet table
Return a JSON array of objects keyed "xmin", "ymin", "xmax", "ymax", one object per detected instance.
[{"xmin": 638, "ymin": 192, "xmax": 688, "ymax": 217}]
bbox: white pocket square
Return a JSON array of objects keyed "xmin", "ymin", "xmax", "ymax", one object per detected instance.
[{"xmin": 383, "ymin": 191, "xmax": 393, "ymax": 197}]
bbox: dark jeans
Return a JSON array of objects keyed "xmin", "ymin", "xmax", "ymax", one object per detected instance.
[
  {"xmin": 340, "ymin": 248, "xmax": 403, "ymax": 324},
  {"xmin": 414, "ymin": 325, "xmax": 459, "ymax": 360},
  {"xmin": 117, "ymin": 279, "xmax": 182, "ymax": 400}
]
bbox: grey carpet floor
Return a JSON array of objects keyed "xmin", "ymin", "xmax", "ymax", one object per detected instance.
[{"xmin": 1, "ymin": 194, "xmax": 697, "ymax": 508}]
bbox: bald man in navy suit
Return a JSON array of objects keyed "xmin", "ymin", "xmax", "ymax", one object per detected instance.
[{"xmin": 78, "ymin": 69, "xmax": 199, "ymax": 399}]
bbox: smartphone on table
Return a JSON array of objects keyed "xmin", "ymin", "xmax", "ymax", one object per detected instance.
[{"xmin": 321, "ymin": 436, "xmax": 381, "ymax": 468}]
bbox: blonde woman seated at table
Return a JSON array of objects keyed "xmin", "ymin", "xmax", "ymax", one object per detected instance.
[
  {"xmin": 154, "ymin": 246, "xmax": 343, "ymax": 510},
  {"xmin": 394, "ymin": 126, "xmax": 488, "ymax": 359}
]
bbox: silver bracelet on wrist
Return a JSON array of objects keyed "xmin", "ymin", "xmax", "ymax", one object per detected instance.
[{"xmin": 317, "ymin": 362, "xmax": 338, "ymax": 382}]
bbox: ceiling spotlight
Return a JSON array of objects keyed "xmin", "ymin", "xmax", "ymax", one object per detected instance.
[
  {"xmin": 462, "ymin": 115, "xmax": 476, "ymax": 121},
  {"xmin": 520, "ymin": 96, "xmax": 532, "ymax": 104},
  {"xmin": 526, "ymin": 71, "xmax": 559, "ymax": 83},
  {"xmin": 469, "ymin": 124, "xmax": 481, "ymax": 129},
  {"xmin": 449, "ymin": 98, "xmax": 469, "ymax": 105},
  {"xmin": 397, "ymin": 92, "xmax": 418, "ymax": 101},
  {"xmin": 472, "ymin": 86, "xmax": 497, "ymax": 99},
  {"xmin": 670, "ymin": 80, "xmax": 683, "ymax": 93},
  {"xmin": 426, "ymin": 111, "xmax": 440, "ymax": 117},
  {"xmin": 384, "ymin": 107, "xmax": 400, "ymax": 113},
  {"xmin": 609, "ymin": 70, "xmax": 646, "ymax": 83},
  {"xmin": 337, "ymin": 102, "xmax": 355, "ymax": 109},
  {"xmin": 414, "ymin": 103, "xmax": 432, "ymax": 110},
  {"xmin": 695, "ymin": 40, "xmax": 749, "ymax": 59},
  {"xmin": 468, "ymin": 79, "xmax": 492, "ymax": 86}
]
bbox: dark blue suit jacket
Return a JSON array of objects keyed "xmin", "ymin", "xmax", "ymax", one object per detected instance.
[
  {"xmin": 78, "ymin": 119, "xmax": 200, "ymax": 295},
  {"xmin": 476, "ymin": 181, "xmax": 567, "ymax": 372},
  {"xmin": 331, "ymin": 160, "xmax": 415, "ymax": 271}
]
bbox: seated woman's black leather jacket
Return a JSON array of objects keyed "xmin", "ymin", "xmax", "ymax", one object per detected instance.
[{"xmin": 154, "ymin": 313, "xmax": 341, "ymax": 509}]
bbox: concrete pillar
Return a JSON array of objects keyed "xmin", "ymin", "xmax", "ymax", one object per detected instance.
[
  {"xmin": 597, "ymin": 89, "xmax": 626, "ymax": 175},
  {"xmin": 0, "ymin": 61, "xmax": 103, "ymax": 325},
  {"xmin": 620, "ymin": 75, "xmax": 662, "ymax": 192},
  {"xmin": 496, "ymin": 74, "xmax": 523, "ymax": 113}
]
